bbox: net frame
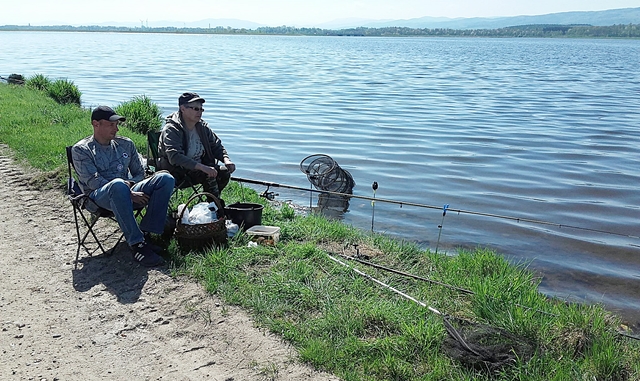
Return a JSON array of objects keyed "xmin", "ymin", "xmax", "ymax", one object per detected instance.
[{"xmin": 300, "ymin": 154, "xmax": 355, "ymax": 194}]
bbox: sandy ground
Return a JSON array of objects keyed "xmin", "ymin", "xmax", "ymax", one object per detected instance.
[{"xmin": 0, "ymin": 145, "xmax": 340, "ymax": 381}]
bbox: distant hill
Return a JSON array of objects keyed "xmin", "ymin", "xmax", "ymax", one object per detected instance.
[
  {"xmin": 7, "ymin": 7, "xmax": 640, "ymax": 30},
  {"xmin": 157, "ymin": 8, "xmax": 640, "ymax": 29},
  {"xmin": 354, "ymin": 7, "xmax": 640, "ymax": 29}
]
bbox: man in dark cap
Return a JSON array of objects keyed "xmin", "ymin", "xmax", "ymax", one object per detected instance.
[
  {"xmin": 157, "ymin": 92, "xmax": 235, "ymax": 200},
  {"xmin": 72, "ymin": 106, "xmax": 175, "ymax": 267}
]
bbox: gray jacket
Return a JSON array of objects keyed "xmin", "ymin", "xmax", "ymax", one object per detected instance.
[
  {"xmin": 72, "ymin": 135, "xmax": 144, "ymax": 195},
  {"xmin": 157, "ymin": 111, "xmax": 230, "ymax": 172}
]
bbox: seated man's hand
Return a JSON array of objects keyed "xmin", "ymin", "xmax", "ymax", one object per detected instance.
[
  {"xmin": 130, "ymin": 191, "xmax": 150, "ymax": 206},
  {"xmin": 196, "ymin": 163, "xmax": 218, "ymax": 178},
  {"xmin": 224, "ymin": 161, "xmax": 236, "ymax": 174}
]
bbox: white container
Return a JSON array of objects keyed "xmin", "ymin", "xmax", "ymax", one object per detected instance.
[{"xmin": 245, "ymin": 225, "xmax": 281, "ymax": 246}]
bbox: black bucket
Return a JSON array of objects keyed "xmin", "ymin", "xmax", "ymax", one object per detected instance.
[{"xmin": 224, "ymin": 202, "xmax": 264, "ymax": 229}]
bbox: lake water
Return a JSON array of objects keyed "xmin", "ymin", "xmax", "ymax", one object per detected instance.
[{"xmin": 2, "ymin": 31, "xmax": 640, "ymax": 325}]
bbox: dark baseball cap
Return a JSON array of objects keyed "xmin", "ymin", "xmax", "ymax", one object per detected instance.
[
  {"xmin": 179, "ymin": 92, "xmax": 206, "ymax": 106},
  {"xmin": 91, "ymin": 106, "xmax": 126, "ymax": 122}
]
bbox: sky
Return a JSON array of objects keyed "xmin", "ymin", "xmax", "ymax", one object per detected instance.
[{"xmin": 4, "ymin": 0, "xmax": 640, "ymax": 27}]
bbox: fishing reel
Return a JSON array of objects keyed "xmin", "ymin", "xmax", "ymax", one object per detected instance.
[{"xmin": 260, "ymin": 185, "xmax": 278, "ymax": 201}]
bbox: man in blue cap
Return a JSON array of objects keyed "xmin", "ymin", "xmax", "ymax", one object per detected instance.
[{"xmin": 72, "ymin": 106, "xmax": 175, "ymax": 267}]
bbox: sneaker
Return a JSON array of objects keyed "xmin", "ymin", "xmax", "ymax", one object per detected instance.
[{"xmin": 132, "ymin": 241, "xmax": 165, "ymax": 267}]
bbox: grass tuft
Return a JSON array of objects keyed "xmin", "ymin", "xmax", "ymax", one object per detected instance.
[
  {"xmin": 25, "ymin": 73, "xmax": 52, "ymax": 91},
  {"xmin": 47, "ymin": 78, "xmax": 82, "ymax": 105},
  {"xmin": 115, "ymin": 95, "xmax": 163, "ymax": 135}
]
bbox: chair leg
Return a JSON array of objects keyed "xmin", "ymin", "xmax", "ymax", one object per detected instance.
[
  {"xmin": 73, "ymin": 206, "xmax": 111, "ymax": 268},
  {"xmin": 72, "ymin": 205, "xmax": 84, "ymax": 268},
  {"xmin": 76, "ymin": 207, "xmax": 147, "ymax": 266},
  {"xmin": 108, "ymin": 233, "xmax": 127, "ymax": 255}
]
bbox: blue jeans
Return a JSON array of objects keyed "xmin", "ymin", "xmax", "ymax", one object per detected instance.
[{"xmin": 89, "ymin": 172, "xmax": 175, "ymax": 246}]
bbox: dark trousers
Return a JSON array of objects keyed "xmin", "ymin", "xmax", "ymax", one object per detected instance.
[{"xmin": 171, "ymin": 166, "xmax": 230, "ymax": 199}]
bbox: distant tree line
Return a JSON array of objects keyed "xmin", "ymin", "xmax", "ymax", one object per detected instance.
[{"xmin": 1, "ymin": 23, "xmax": 639, "ymax": 38}]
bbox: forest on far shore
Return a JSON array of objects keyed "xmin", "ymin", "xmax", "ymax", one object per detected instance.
[{"xmin": 2, "ymin": 23, "xmax": 639, "ymax": 38}]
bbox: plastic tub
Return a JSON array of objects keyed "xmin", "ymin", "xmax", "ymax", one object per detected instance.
[{"xmin": 246, "ymin": 225, "xmax": 280, "ymax": 246}]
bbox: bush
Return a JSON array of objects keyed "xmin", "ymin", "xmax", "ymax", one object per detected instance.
[
  {"xmin": 25, "ymin": 74, "xmax": 52, "ymax": 91},
  {"xmin": 114, "ymin": 95, "xmax": 163, "ymax": 135},
  {"xmin": 7, "ymin": 74, "xmax": 25, "ymax": 85},
  {"xmin": 47, "ymin": 79, "xmax": 81, "ymax": 105}
]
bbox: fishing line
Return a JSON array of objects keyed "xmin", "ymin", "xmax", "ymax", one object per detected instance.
[{"xmin": 231, "ymin": 176, "xmax": 640, "ymax": 240}]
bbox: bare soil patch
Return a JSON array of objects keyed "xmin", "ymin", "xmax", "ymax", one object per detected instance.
[{"xmin": 0, "ymin": 145, "xmax": 339, "ymax": 381}]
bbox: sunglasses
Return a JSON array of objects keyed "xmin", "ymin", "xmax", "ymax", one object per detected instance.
[{"xmin": 186, "ymin": 106, "xmax": 205, "ymax": 112}]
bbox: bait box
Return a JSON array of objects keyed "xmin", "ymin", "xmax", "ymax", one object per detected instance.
[{"xmin": 245, "ymin": 225, "xmax": 280, "ymax": 245}]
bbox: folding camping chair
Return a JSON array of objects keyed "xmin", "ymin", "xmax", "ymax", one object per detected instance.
[
  {"xmin": 66, "ymin": 146, "xmax": 142, "ymax": 267},
  {"xmin": 145, "ymin": 130, "xmax": 161, "ymax": 176},
  {"xmin": 146, "ymin": 130, "xmax": 204, "ymax": 196}
]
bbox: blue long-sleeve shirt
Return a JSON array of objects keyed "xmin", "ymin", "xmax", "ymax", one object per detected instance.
[{"xmin": 71, "ymin": 135, "xmax": 144, "ymax": 195}]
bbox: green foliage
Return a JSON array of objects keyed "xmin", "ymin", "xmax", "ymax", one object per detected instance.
[
  {"xmin": 0, "ymin": 83, "xmax": 146, "ymax": 177},
  {"xmin": 145, "ymin": 187, "xmax": 602, "ymax": 380},
  {"xmin": 162, "ymin": 183, "xmax": 640, "ymax": 381},
  {"xmin": 280, "ymin": 203, "xmax": 296, "ymax": 220},
  {"xmin": 47, "ymin": 78, "xmax": 82, "ymax": 105},
  {"xmin": 22, "ymin": 74, "xmax": 81, "ymax": 106},
  {"xmin": 25, "ymin": 73, "xmax": 52, "ymax": 91},
  {"xmin": 114, "ymin": 95, "xmax": 163, "ymax": 135}
]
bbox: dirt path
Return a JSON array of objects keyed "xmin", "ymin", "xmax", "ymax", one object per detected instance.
[{"xmin": 0, "ymin": 145, "xmax": 339, "ymax": 381}]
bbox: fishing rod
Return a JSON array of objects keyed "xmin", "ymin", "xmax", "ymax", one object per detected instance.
[
  {"xmin": 326, "ymin": 253, "xmax": 537, "ymax": 367},
  {"xmin": 235, "ymin": 174, "xmax": 640, "ymax": 341},
  {"xmin": 332, "ymin": 250, "xmax": 640, "ymax": 341},
  {"xmin": 333, "ymin": 250, "xmax": 558, "ymax": 317},
  {"xmin": 231, "ymin": 176, "xmax": 640, "ymax": 240}
]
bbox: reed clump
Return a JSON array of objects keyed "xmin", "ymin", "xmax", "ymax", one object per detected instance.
[
  {"xmin": 10, "ymin": 73, "xmax": 82, "ymax": 105},
  {"xmin": 25, "ymin": 73, "xmax": 52, "ymax": 91},
  {"xmin": 115, "ymin": 95, "xmax": 163, "ymax": 135}
]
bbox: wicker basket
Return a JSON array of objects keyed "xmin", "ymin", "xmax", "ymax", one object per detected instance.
[{"xmin": 174, "ymin": 192, "xmax": 227, "ymax": 251}]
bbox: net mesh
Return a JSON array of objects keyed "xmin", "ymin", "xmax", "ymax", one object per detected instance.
[
  {"xmin": 300, "ymin": 154, "xmax": 355, "ymax": 194},
  {"xmin": 441, "ymin": 317, "xmax": 537, "ymax": 373}
]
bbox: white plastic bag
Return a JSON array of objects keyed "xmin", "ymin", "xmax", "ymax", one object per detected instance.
[
  {"xmin": 188, "ymin": 202, "xmax": 216, "ymax": 225},
  {"xmin": 177, "ymin": 204, "xmax": 190, "ymax": 225},
  {"xmin": 225, "ymin": 220, "xmax": 239, "ymax": 237}
]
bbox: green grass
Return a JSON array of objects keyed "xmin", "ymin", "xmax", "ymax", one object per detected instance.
[
  {"xmin": 23, "ymin": 73, "xmax": 81, "ymax": 106},
  {"xmin": 0, "ymin": 83, "xmax": 147, "ymax": 181},
  {"xmin": 1, "ymin": 82, "xmax": 639, "ymax": 380},
  {"xmin": 25, "ymin": 73, "xmax": 52, "ymax": 91},
  {"xmin": 115, "ymin": 95, "xmax": 163, "ymax": 135},
  {"xmin": 47, "ymin": 78, "xmax": 82, "ymax": 106}
]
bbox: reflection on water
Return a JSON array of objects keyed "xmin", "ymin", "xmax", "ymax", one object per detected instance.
[{"xmin": 314, "ymin": 192, "xmax": 352, "ymax": 220}]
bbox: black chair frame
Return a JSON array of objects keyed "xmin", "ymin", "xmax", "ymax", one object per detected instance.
[{"xmin": 66, "ymin": 146, "xmax": 141, "ymax": 267}]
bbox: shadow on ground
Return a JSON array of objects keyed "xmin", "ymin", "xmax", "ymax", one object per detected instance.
[{"xmin": 71, "ymin": 242, "xmax": 169, "ymax": 304}]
